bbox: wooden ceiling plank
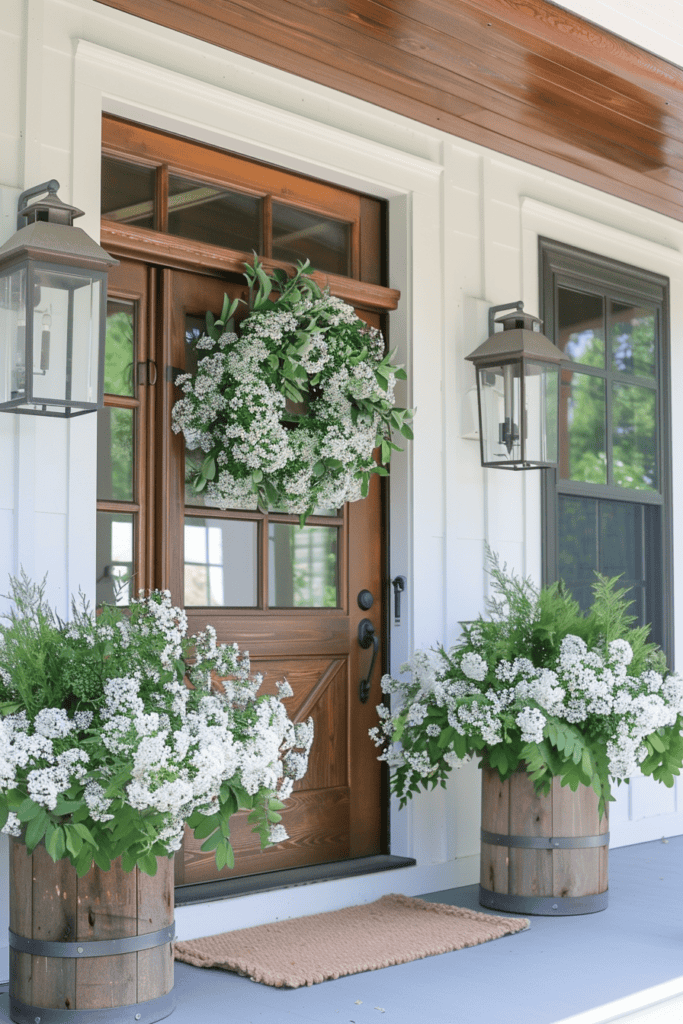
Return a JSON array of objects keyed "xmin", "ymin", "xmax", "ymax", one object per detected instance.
[
  {"xmin": 215, "ymin": 0, "xmax": 681, "ymax": 175},
  {"xmin": 451, "ymin": 0, "xmax": 683, "ymax": 102},
  {"xmin": 297, "ymin": 0, "xmax": 683, "ymax": 145},
  {"xmin": 93, "ymin": 1, "xmax": 683, "ymax": 223},
  {"xmin": 97, "ymin": 0, "xmax": 491, "ymax": 123},
  {"xmin": 369, "ymin": 0, "xmax": 683, "ymax": 114},
  {"xmin": 465, "ymin": 105, "xmax": 683, "ymax": 205},
  {"xmin": 325, "ymin": 8, "xmax": 683, "ymax": 167}
]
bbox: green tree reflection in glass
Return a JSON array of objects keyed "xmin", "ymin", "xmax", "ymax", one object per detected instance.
[
  {"xmin": 562, "ymin": 370, "xmax": 607, "ymax": 484},
  {"xmin": 104, "ymin": 305, "xmax": 134, "ymax": 396},
  {"xmin": 612, "ymin": 383, "xmax": 657, "ymax": 491},
  {"xmin": 558, "ymin": 288, "xmax": 604, "ymax": 367},
  {"xmin": 611, "ymin": 303, "xmax": 656, "ymax": 379}
]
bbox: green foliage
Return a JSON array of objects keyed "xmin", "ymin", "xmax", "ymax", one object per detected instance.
[
  {"xmin": 373, "ymin": 549, "xmax": 683, "ymax": 818},
  {"xmin": 175, "ymin": 255, "xmax": 414, "ymax": 523},
  {"xmin": 0, "ymin": 577, "xmax": 312, "ymax": 876}
]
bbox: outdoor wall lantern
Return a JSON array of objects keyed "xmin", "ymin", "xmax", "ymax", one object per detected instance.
[
  {"xmin": 0, "ymin": 180, "xmax": 118, "ymax": 417},
  {"xmin": 465, "ymin": 301, "xmax": 563, "ymax": 470}
]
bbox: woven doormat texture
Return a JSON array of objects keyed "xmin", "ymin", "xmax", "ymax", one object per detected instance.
[{"xmin": 173, "ymin": 893, "xmax": 529, "ymax": 988}]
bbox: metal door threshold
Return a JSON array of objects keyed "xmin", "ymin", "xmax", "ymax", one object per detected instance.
[{"xmin": 174, "ymin": 854, "xmax": 416, "ymax": 906}]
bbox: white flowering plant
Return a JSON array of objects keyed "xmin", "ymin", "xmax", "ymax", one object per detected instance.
[
  {"xmin": 172, "ymin": 256, "xmax": 413, "ymax": 522},
  {"xmin": 0, "ymin": 574, "xmax": 313, "ymax": 876},
  {"xmin": 371, "ymin": 554, "xmax": 683, "ymax": 816}
]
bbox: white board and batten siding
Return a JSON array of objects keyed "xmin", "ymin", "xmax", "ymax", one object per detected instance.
[{"xmin": 0, "ymin": 0, "xmax": 682, "ymax": 978}]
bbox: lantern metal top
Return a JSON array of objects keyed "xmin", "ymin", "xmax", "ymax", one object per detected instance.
[
  {"xmin": 17, "ymin": 180, "xmax": 84, "ymax": 229},
  {"xmin": 465, "ymin": 300, "xmax": 563, "ymax": 367},
  {"xmin": 0, "ymin": 181, "xmax": 118, "ymax": 273}
]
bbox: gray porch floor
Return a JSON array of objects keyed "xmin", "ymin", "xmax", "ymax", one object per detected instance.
[{"xmin": 2, "ymin": 834, "xmax": 683, "ymax": 1024}]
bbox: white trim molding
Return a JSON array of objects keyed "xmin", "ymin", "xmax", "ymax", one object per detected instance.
[{"xmin": 69, "ymin": 31, "xmax": 450, "ymax": 929}]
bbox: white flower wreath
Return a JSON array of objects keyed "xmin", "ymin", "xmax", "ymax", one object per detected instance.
[{"xmin": 172, "ymin": 257, "xmax": 413, "ymax": 521}]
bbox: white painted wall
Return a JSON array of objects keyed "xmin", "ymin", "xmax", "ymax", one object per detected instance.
[{"xmin": 1, "ymin": 0, "xmax": 683, "ymax": 978}]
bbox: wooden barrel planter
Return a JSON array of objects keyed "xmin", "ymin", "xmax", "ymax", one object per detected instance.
[
  {"xmin": 479, "ymin": 765, "xmax": 609, "ymax": 916},
  {"xmin": 9, "ymin": 839, "xmax": 175, "ymax": 1024}
]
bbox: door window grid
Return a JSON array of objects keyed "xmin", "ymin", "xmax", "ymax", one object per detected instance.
[
  {"xmin": 101, "ymin": 154, "xmax": 355, "ymax": 278},
  {"xmin": 96, "ymin": 298, "xmax": 139, "ymax": 606}
]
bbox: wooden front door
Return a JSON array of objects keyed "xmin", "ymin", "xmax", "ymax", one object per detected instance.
[
  {"xmin": 164, "ymin": 268, "xmax": 385, "ymax": 884},
  {"xmin": 97, "ymin": 118, "xmax": 398, "ymax": 890}
]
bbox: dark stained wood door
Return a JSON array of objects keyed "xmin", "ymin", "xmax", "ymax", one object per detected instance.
[{"xmin": 157, "ymin": 268, "xmax": 386, "ymax": 884}]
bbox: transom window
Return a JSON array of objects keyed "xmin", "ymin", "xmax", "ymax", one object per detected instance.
[{"xmin": 99, "ymin": 117, "xmax": 384, "ymax": 280}]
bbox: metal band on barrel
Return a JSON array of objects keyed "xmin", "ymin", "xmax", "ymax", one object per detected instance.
[
  {"xmin": 479, "ymin": 885, "xmax": 608, "ymax": 916},
  {"xmin": 8, "ymin": 991, "xmax": 175, "ymax": 1024},
  {"xmin": 480, "ymin": 829, "xmax": 609, "ymax": 849},
  {"xmin": 8, "ymin": 922, "xmax": 175, "ymax": 958}
]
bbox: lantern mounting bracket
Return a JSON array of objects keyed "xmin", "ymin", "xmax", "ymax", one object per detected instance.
[
  {"xmin": 488, "ymin": 300, "xmax": 524, "ymax": 337},
  {"xmin": 16, "ymin": 180, "xmax": 61, "ymax": 229}
]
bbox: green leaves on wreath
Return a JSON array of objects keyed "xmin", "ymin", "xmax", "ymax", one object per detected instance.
[{"xmin": 205, "ymin": 293, "xmax": 241, "ymax": 342}]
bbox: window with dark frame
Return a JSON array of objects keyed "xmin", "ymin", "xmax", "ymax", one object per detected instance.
[{"xmin": 539, "ymin": 238, "xmax": 673, "ymax": 658}]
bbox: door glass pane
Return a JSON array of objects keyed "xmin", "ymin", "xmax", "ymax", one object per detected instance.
[
  {"xmin": 96, "ymin": 512, "xmax": 134, "ymax": 607},
  {"xmin": 168, "ymin": 175, "xmax": 261, "ymax": 252},
  {"xmin": 557, "ymin": 287, "xmax": 604, "ymax": 367},
  {"xmin": 104, "ymin": 301, "xmax": 135, "ymax": 397},
  {"xmin": 272, "ymin": 201, "xmax": 351, "ymax": 277},
  {"xmin": 610, "ymin": 300, "xmax": 657, "ymax": 378},
  {"xmin": 101, "ymin": 156, "xmax": 155, "ymax": 228},
  {"xmin": 185, "ymin": 314, "xmax": 207, "ymax": 371},
  {"xmin": 184, "ymin": 315, "xmax": 210, "ymax": 506},
  {"xmin": 559, "ymin": 370, "xmax": 606, "ymax": 483},
  {"xmin": 184, "ymin": 517, "xmax": 258, "ymax": 607},
  {"xmin": 612, "ymin": 382, "xmax": 657, "ymax": 491},
  {"xmin": 97, "ymin": 407, "xmax": 134, "ymax": 501},
  {"xmin": 268, "ymin": 524, "xmax": 339, "ymax": 607}
]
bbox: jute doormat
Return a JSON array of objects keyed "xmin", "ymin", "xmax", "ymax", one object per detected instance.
[{"xmin": 173, "ymin": 893, "xmax": 529, "ymax": 988}]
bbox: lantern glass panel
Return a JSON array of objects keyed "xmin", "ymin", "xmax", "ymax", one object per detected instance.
[
  {"xmin": 0, "ymin": 266, "xmax": 27, "ymax": 405},
  {"xmin": 31, "ymin": 267, "xmax": 101, "ymax": 408},
  {"xmin": 477, "ymin": 363, "xmax": 522, "ymax": 465},
  {"xmin": 524, "ymin": 360, "xmax": 559, "ymax": 465}
]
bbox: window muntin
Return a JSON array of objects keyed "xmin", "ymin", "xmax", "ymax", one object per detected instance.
[
  {"xmin": 101, "ymin": 125, "xmax": 361, "ymax": 280},
  {"xmin": 556, "ymin": 285, "xmax": 659, "ymax": 492}
]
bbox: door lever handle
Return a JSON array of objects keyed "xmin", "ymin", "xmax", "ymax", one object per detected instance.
[{"xmin": 358, "ymin": 618, "xmax": 379, "ymax": 704}]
